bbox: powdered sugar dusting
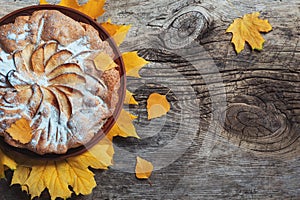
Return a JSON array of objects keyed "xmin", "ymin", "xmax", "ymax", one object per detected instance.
[{"xmin": 0, "ymin": 50, "xmax": 15, "ymax": 76}]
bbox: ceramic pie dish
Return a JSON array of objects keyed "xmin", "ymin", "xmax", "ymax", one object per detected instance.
[{"xmin": 0, "ymin": 5, "xmax": 126, "ymax": 160}]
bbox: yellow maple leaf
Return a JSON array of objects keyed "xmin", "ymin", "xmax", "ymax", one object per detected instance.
[
  {"xmin": 0, "ymin": 149, "xmax": 17, "ymax": 178},
  {"xmin": 147, "ymin": 93, "xmax": 171, "ymax": 120},
  {"xmin": 40, "ymin": 0, "xmax": 105, "ymax": 19},
  {"xmin": 107, "ymin": 109, "xmax": 139, "ymax": 140},
  {"xmin": 122, "ymin": 51, "xmax": 149, "ymax": 78},
  {"xmin": 65, "ymin": 159, "xmax": 97, "ymax": 196},
  {"xmin": 101, "ymin": 20, "xmax": 131, "ymax": 46},
  {"xmin": 15, "ymin": 161, "xmax": 96, "ymax": 199},
  {"xmin": 10, "ymin": 138, "xmax": 114, "ymax": 199},
  {"xmin": 44, "ymin": 161, "xmax": 73, "ymax": 200},
  {"xmin": 23, "ymin": 162, "xmax": 51, "ymax": 199},
  {"xmin": 11, "ymin": 165, "xmax": 30, "ymax": 192},
  {"xmin": 226, "ymin": 12, "xmax": 272, "ymax": 53},
  {"xmin": 94, "ymin": 52, "xmax": 117, "ymax": 71},
  {"xmin": 124, "ymin": 90, "xmax": 138, "ymax": 105},
  {"xmin": 135, "ymin": 156, "xmax": 153, "ymax": 179},
  {"xmin": 67, "ymin": 137, "xmax": 114, "ymax": 170},
  {"xmin": 5, "ymin": 118, "xmax": 33, "ymax": 144}
]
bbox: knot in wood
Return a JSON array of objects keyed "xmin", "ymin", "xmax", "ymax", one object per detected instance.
[
  {"xmin": 220, "ymin": 95, "xmax": 300, "ymax": 157},
  {"xmin": 162, "ymin": 6, "xmax": 212, "ymax": 49}
]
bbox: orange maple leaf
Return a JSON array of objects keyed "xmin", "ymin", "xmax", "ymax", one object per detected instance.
[{"xmin": 226, "ymin": 12, "xmax": 272, "ymax": 53}]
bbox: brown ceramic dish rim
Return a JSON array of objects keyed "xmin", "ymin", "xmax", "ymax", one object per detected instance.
[{"xmin": 0, "ymin": 5, "xmax": 126, "ymax": 160}]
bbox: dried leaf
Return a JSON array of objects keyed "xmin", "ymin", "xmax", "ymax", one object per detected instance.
[
  {"xmin": 40, "ymin": 0, "xmax": 105, "ymax": 19},
  {"xmin": 22, "ymin": 161, "xmax": 73, "ymax": 200},
  {"xmin": 11, "ymin": 165, "xmax": 30, "ymax": 192},
  {"xmin": 94, "ymin": 52, "xmax": 117, "ymax": 71},
  {"xmin": 124, "ymin": 90, "xmax": 138, "ymax": 105},
  {"xmin": 147, "ymin": 93, "xmax": 171, "ymax": 120},
  {"xmin": 67, "ymin": 137, "xmax": 114, "ymax": 170},
  {"xmin": 10, "ymin": 137, "xmax": 114, "ymax": 199},
  {"xmin": 122, "ymin": 51, "xmax": 149, "ymax": 78},
  {"xmin": 44, "ymin": 162, "xmax": 73, "ymax": 200},
  {"xmin": 0, "ymin": 149, "xmax": 17, "ymax": 178},
  {"xmin": 101, "ymin": 20, "xmax": 131, "ymax": 46},
  {"xmin": 23, "ymin": 162, "xmax": 49, "ymax": 199},
  {"xmin": 107, "ymin": 109, "xmax": 139, "ymax": 140},
  {"xmin": 226, "ymin": 12, "xmax": 272, "ymax": 53},
  {"xmin": 65, "ymin": 160, "xmax": 96, "ymax": 196},
  {"xmin": 135, "ymin": 156, "xmax": 153, "ymax": 179},
  {"xmin": 6, "ymin": 118, "xmax": 33, "ymax": 144}
]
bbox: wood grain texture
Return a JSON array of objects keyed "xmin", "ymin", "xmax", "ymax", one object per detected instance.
[{"xmin": 0, "ymin": 0, "xmax": 299, "ymax": 199}]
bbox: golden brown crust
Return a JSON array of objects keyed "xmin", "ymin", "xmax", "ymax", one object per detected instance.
[
  {"xmin": 80, "ymin": 23, "xmax": 115, "ymax": 58},
  {"xmin": 0, "ymin": 16, "xmax": 30, "ymax": 53},
  {"xmin": 102, "ymin": 68, "xmax": 121, "ymax": 110}
]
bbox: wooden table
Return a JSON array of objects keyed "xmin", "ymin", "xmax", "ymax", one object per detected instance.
[{"xmin": 0, "ymin": 0, "xmax": 299, "ymax": 199}]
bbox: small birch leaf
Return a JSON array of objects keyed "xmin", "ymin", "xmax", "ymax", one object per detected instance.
[
  {"xmin": 6, "ymin": 118, "xmax": 33, "ymax": 144},
  {"xmin": 147, "ymin": 93, "xmax": 171, "ymax": 120},
  {"xmin": 135, "ymin": 156, "xmax": 153, "ymax": 179},
  {"xmin": 94, "ymin": 52, "xmax": 117, "ymax": 71},
  {"xmin": 226, "ymin": 12, "xmax": 272, "ymax": 53}
]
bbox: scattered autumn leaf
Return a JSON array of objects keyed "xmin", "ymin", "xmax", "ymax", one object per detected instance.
[
  {"xmin": 107, "ymin": 109, "xmax": 139, "ymax": 140},
  {"xmin": 5, "ymin": 118, "xmax": 33, "ymax": 144},
  {"xmin": 101, "ymin": 20, "xmax": 131, "ymax": 46},
  {"xmin": 226, "ymin": 12, "xmax": 272, "ymax": 53},
  {"xmin": 0, "ymin": 149, "xmax": 17, "ymax": 178},
  {"xmin": 124, "ymin": 90, "xmax": 138, "ymax": 105},
  {"xmin": 147, "ymin": 93, "xmax": 171, "ymax": 120},
  {"xmin": 94, "ymin": 52, "xmax": 117, "ymax": 71},
  {"xmin": 40, "ymin": 0, "xmax": 105, "ymax": 19},
  {"xmin": 135, "ymin": 156, "xmax": 153, "ymax": 179},
  {"xmin": 122, "ymin": 51, "xmax": 149, "ymax": 78}
]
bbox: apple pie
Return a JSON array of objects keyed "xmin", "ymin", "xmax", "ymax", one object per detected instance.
[{"xmin": 0, "ymin": 10, "xmax": 121, "ymax": 155}]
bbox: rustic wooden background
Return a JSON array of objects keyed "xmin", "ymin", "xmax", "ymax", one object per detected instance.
[{"xmin": 0, "ymin": 0, "xmax": 299, "ymax": 199}]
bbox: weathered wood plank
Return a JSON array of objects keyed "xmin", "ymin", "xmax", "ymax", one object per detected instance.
[{"xmin": 0, "ymin": 0, "xmax": 299, "ymax": 199}]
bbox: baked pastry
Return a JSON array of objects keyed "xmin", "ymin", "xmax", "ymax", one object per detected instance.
[{"xmin": 0, "ymin": 10, "xmax": 121, "ymax": 155}]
